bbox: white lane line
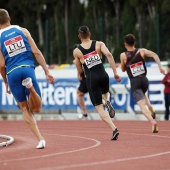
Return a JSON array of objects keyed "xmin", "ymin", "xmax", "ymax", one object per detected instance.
[
  {"xmin": 0, "ymin": 134, "xmax": 101, "ymax": 163},
  {"xmin": 35, "ymin": 151, "xmax": 170, "ymax": 170}
]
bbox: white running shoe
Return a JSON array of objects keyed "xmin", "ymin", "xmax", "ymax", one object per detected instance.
[
  {"xmin": 22, "ymin": 77, "xmax": 33, "ymax": 88},
  {"xmin": 78, "ymin": 113, "xmax": 88, "ymax": 120},
  {"xmin": 36, "ymin": 140, "xmax": 46, "ymax": 149}
]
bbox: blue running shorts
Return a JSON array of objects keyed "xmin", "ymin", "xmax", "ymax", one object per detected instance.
[{"xmin": 7, "ymin": 67, "xmax": 41, "ymax": 102}]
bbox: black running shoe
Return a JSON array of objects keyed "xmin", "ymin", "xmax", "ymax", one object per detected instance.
[
  {"xmin": 111, "ymin": 128, "xmax": 119, "ymax": 140},
  {"xmin": 105, "ymin": 101, "xmax": 115, "ymax": 118}
]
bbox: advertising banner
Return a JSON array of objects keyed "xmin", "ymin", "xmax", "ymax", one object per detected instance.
[
  {"xmin": 0, "ymin": 78, "xmax": 128, "ymax": 111},
  {"xmin": 0, "ymin": 75, "xmax": 165, "ymax": 112}
]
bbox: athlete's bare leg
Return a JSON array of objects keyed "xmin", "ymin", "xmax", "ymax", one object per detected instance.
[
  {"xmin": 95, "ymin": 104, "xmax": 116, "ymax": 130},
  {"xmin": 137, "ymin": 99, "xmax": 155, "ymax": 123},
  {"xmin": 18, "ymin": 101, "xmax": 44, "ymax": 141},
  {"xmin": 144, "ymin": 94, "xmax": 155, "ymax": 113},
  {"xmin": 77, "ymin": 89, "xmax": 87, "ymax": 115},
  {"xmin": 28, "ymin": 86, "xmax": 42, "ymax": 113},
  {"xmin": 102, "ymin": 92, "xmax": 110, "ymax": 103},
  {"xmin": 102, "ymin": 92, "xmax": 115, "ymax": 118}
]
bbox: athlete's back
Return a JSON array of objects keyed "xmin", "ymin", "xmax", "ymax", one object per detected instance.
[
  {"xmin": 0, "ymin": 25, "xmax": 34, "ymax": 74},
  {"xmin": 78, "ymin": 40, "xmax": 106, "ymax": 75},
  {"xmin": 125, "ymin": 49, "xmax": 147, "ymax": 79}
]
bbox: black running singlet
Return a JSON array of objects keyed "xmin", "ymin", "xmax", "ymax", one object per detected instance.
[
  {"xmin": 125, "ymin": 49, "xmax": 147, "ymax": 79},
  {"xmin": 78, "ymin": 41, "xmax": 103, "ymax": 71},
  {"xmin": 78, "ymin": 41, "xmax": 109, "ymax": 106}
]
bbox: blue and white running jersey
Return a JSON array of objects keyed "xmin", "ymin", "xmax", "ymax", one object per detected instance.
[{"xmin": 0, "ymin": 25, "xmax": 35, "ymax": 74}]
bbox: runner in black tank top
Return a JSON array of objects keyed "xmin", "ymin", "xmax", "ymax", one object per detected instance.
[
  {"xmin": 73, "ymin": 26, "xmax": 121, "ymax": 140},
  {"xmin": 120, "ymin": 34, "xmax": 165, "ymax": 133},
  {"xmin": 78, "ymin": 41, "xmax": 109, "ymax": 106},
  {"xmin": 125, "ymin": 48, "xmax": 148, "ymax": 102}
]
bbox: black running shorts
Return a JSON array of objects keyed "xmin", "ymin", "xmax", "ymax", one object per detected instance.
[
  {"xmin": 130, "ymin": 76, "xmax": 149, "ymax": 102},
  {"xmin": 78, "ymin": 78, "xmax": 88, "ymax": 94},
  {"xmin": 86, "ymin": 71, "xmax": 109, "ymax": 106}
]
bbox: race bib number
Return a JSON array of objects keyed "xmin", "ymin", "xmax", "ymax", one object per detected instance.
[
  {"xmin": 4, "ymin": 35, "xmax": 26, "ymax": 57},
  {"xmin": 83, "ymin": 51, "xmax": 102, "ymax": 69},
  {"xmin": 130, "ymin": 61, "xmax": 145, "ymax": 77}
]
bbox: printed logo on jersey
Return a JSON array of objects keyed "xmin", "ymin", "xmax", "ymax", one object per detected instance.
[
  {"xmin": 83, "ymin": 51, "xmax": 102, "ymax": 69},
  {"xmin": 4, "ymin": 35, "xmax": 26, "ymax": 57},
  {"xmin": 130, "ymin": 61, "xmax": 145, "ymax": 77}
]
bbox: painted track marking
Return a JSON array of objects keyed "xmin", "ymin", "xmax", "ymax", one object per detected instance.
[
  {"xmin": 0, "ymin": 134, "xmax": 101, "ymax": 163},
  {"xmin": 34, "ymin": 150, "xmax": 170, "ymax": 170}
]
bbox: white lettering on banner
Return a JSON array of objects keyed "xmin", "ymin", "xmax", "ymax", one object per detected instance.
[
  {"xmin": 114, "ymin": 94, "xmax": 127, "ymax": 106},
  {"xmin": 54, "ymin": 87, "xmax": 65, "ymax": 105},
  {"xmin": 42, "ymin": 83, "xmax": 55, "ymax": 105},
  {"xmin": 39, "ymin": 82, "xmax": 77, "ymax": 106},
  {"xmin": 65, "ymin": 87, "xmax": 77, "ymax": 105},
  {"xmin": 1, "ymin": 82, "xmax": 17, "ymax": 105}
]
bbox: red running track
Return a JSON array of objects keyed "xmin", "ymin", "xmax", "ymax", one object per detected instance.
[{"xmin": 0, "ymin": 120, "xmax": 170, "ymax": 170}]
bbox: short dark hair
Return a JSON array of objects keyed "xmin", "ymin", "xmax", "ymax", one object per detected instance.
[
  {"xmin": 0, "ymin": 9, "xmax": 9, "ymax": 25},
  {"xmin": 124, "ymin": 34, "xmax": 136, "ymax": 46},
  {"xmin": 78, "ymin": 26, "xmax": 90, "ymax": 39},
  {"xmin": 167, "ymin": 64, "xmax": 170, "ymax": 68}
]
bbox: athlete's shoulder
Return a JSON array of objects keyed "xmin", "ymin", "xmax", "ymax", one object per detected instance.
[
  {"xmin": 120, "ymin": 52, "xmax": 125, "ymax": 55},
  {"xmin": 138, "ymin": 48, "xmax": 147, "ymax": 53},
  {"xmin": 96, "ymin": 40, "xmax": 104, "ymax": 45},
  {"xmin": 73, "ymin": 47, "xmax": 79, "ymax": 52},
  {"xmin": 96, "ymin": 41, "xmax": 106, "ymax": 48},
  {"xmin": 120, "ymin": 52, "xmax": 126, "ymax": 59},
  {"xmin": 19, "ymin": 27, "xmax": 29, "ymax": 32},
  {"xmin": 138, "ymin": 48, "xmax": 147, "ymax": 52},
  {"xmin": 73, "ymin": 47, "xmax": 81, "ymax": 56},
  {"xmin": 20, "ymin": 27, "xmax": 31, "ymax": 38},
  {"xmin": 9, "ymin": 25, "xmax": 19, "ymax": 29}
]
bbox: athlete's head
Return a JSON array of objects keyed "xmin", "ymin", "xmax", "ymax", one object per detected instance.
[
  {"xmin": 78, "ymin": 26, "xmax": 91, "ymax": 39},
  {"xmin": 0, "ymin": 9, "xmax": 10, "ymax": 25},
  {"xmin": 124, "ymin": 34, "xmax": 136, "ymax": 47}
]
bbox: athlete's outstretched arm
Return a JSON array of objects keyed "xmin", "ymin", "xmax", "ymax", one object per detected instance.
[
  {"xmin": 100, "ymin": 42, "xmax": 121, "ymax": 82},
  {"xmin": 142, "ymin": 48, "xmax": 165, "ymax": 75},
  {"xmin": 21, "ymin": 28, "xmax": 55, "ymax": 84}
]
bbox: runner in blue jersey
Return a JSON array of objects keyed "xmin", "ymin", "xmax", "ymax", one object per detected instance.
[
  {"xmin": 73, "ymin": 26, "xmax": 121, "ymax": 140},
  {"xmin": 120, "ymin": 34, "xmax": 165, "ymax": 133},
  {"xmin": 0, "ymin": 9, "xmax": 55, "ymax": 149}
]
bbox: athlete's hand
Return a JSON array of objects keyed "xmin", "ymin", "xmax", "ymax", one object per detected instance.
[
  {"xmin": 46, "ymin": 74, "xmax": 55, "ymax": 84},
  {"xmin": 78, "ymin": 76, "xmax": 82, "ymax": 81},
  {"xmin": 5, "ymin": 82, "xmax": 11, "ymax": 94},
  {"xmin": 114, "ymin": 74, "xmax": 121, "ymax": 82},
  {"xmin": 160, "ymin": 67, "xmax": 166, "ymax": 75}
]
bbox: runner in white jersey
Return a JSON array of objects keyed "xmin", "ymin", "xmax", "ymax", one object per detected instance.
[
  {"xmin": 0, "ymin": 9, "xmax": 55, "ymax": 149},
  {"xmin": 120, "ymin": 34, "xmax": 165, "ymax": 133}
]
